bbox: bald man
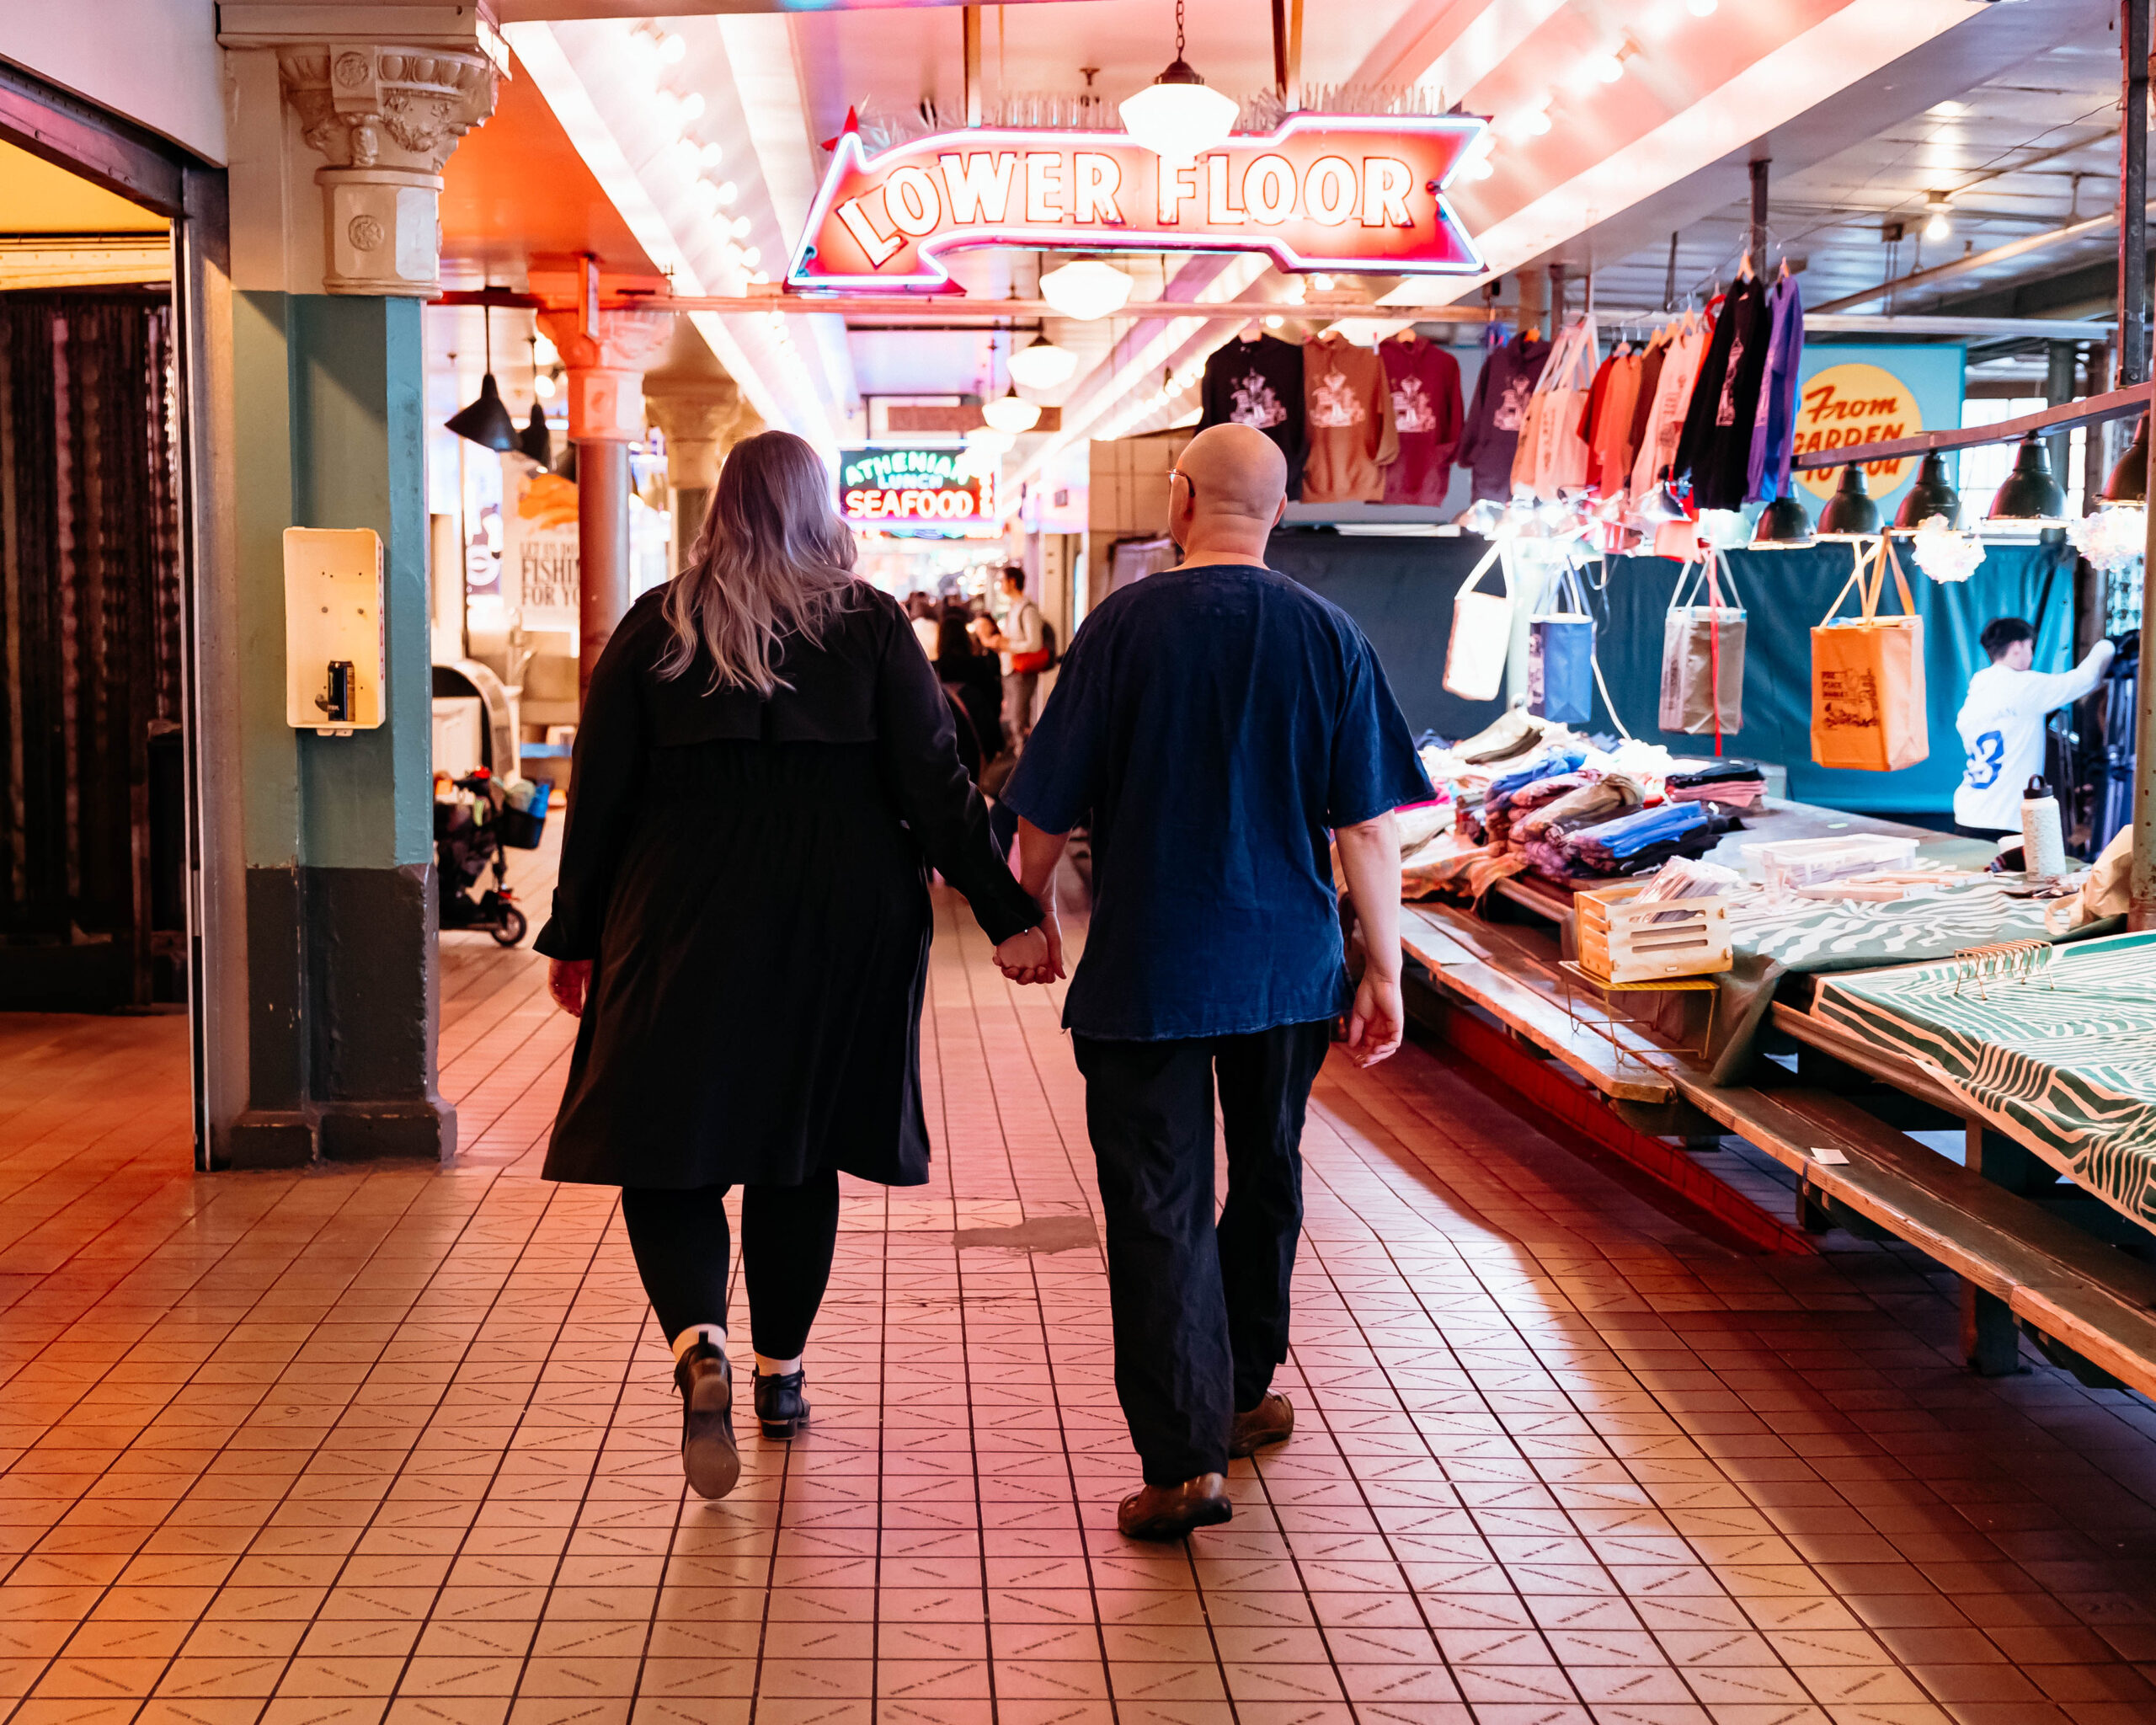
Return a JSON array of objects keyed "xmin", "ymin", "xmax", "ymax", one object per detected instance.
[{"xmin": 996, "ymin": 423, "xmax": 1430, "ymax": 1541}]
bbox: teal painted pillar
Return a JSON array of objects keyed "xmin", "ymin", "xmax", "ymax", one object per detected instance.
[{"xmin": 226, "ymin": 290, "xmax": 452, "ymax": 1166}]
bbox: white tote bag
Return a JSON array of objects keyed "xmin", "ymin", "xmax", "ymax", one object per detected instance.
[{"xmin": 1444, "ymin": 542, "xmax": 1513, "ymax": 702}]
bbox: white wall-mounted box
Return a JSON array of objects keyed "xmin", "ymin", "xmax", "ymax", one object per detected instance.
[{"xmin": 283, "ymin": 527, "xmax": 386, "ymax": 734}]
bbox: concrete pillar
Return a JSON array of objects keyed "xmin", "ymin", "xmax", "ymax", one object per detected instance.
[
  {"xmin": 536, "ymin": 300, "xmax": 672, "ymax": 697},
  {"xmin": 213, "ymin": 8, "xmax": 498, "ymax": 1167},
  {"xmin": 645, "ymin": 377, "xmax": 753, "ymax": 565}
]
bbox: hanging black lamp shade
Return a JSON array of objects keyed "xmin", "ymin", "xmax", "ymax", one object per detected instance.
[
  {"xmin": 446, "ymin": 372, "xmax": 517, "ymax": 451},
  {"xmin": 1987, "ymin": 433, "xmax": 2066, "ymax": 522},
  {"xmin": 1751, "ymin": 487, "xmax": 1814, "ymax": 548},
  {"xmin": 446, "ymin": 303, "xmax": 518, "ymax": 451},
  {"xmin": 1892, "ymin": 449, "xmax": 1962, "ymax": 529},
  {"xmin": 2102, "ymin": 410, "xmax": 2149, "ymax": 505},
  {"xmin": 1816, "ymin": 464, "xmax": 1881, "ymax": 538},
  {"xmin": 518, "ymin": 402, "xmax": 552, "ymax": 466}
]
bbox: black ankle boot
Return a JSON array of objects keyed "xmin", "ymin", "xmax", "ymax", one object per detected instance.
[
  {"xmin": 754, "ymin": 1368, "xmax": 810, "ymax": 1439},
  {"xmin": 674, "ymin": 1342, "xmax": 739, "ymax": 1498}
]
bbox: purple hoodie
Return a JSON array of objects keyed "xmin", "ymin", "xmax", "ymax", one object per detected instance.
[{"xmin": 1454, "ymin": 333, "xmax": 1550, "ymax": 503}]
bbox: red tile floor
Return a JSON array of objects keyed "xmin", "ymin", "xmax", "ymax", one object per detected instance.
[{"xmin": 4, "ymin": 837, "xmax": 2156, "ymax": 1725}]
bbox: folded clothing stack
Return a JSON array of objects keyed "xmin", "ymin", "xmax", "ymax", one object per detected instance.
[
  {"xmin": 1453, "ymin": 709, "xmax": 1550, "ymax": 766},
  {"xmin": 1514, "ymin": 774, "xmax": 1643, "ymax": 852},
  {"xmin": 1481, "ymin": 749, "xmax": 1588, "ymax": 847},
  {"xmin": 1664, "ymin": 759, "xmax": 1767, "ymax": 809},
  {"xmin": 1561, "ymin": 800, "xmax": 1746, "ymax": 879}
]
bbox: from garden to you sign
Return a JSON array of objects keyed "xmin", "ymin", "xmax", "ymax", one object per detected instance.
[{"xmin": 1791, "ymin": 345, "xmax": 1967, "ymax": 521}]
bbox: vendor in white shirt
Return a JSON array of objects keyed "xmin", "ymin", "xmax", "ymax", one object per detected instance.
[{"xmin": 1952, "ymin": 616, "xmax": 2115, "ymax": 838}]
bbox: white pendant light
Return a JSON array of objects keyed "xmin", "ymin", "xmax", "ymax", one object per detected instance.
[
  {"xmin": 981, "ymin": 393, "xmax": 1042, "ymax": 433},
  {"xmin": 1007, "ymin": 337, "xmax": 1078, "ymax": 390},
  {"xmin": 1118, "ymin": 0, "xmax": 1240, "ymax": 162},
  {"xmin": 1039, "ymin": 259, "xmax": 1133, "ymax": 321},
  {"xmin": 964, "ymin": 425, "xmax": 1015, "ymax": 460}
]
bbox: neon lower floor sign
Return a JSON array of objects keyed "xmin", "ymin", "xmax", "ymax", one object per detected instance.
[
  {"xmin": 788, "ymin": 113, "xmax": 1487, "ymax": 291},
  {"xmin": 840, "ymin": 447, "xmax": 995, "ymax": 526}
]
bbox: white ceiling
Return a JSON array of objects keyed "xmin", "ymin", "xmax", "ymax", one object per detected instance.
[{"xmin": 508, "ymin": 0, "xmax": 2136, "ymax": 473}]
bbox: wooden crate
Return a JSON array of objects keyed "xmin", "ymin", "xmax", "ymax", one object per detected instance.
[{"xmin": 1576, "ymin": 879, "xmax": 1733, "ymax": 984}]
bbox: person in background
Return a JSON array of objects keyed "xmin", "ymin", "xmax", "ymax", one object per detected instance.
[
  {"xmin": 937, "ymin": 608, "xmax": 1003, "ymax": 778},
  {"xmin": 537, "ymin": 431, "xmax": 1050, "ymax": 1501},
  {"xmin": 906, "ymin": 591, "xmax": 940, "ymax": 662},
  {"xmin": 1953, "ymin": 616, "xmax": 2116, "ymax": 839},
  {"xmin": 977, "ymin": 565, "xmax": 1048, "ymax": 749},
  {"xmin": 995, "ymin": 424, "xmax": 1431, "ymax": 1542}
]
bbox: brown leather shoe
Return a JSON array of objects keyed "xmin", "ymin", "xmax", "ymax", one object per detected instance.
[
  {"xmin": 1117, "ymin": 1473, "xmax": 1233, "ymax": 1541},
  {"xmin": 1229, "ymin": 1392, "xmax": 1294, "ymax": 1459}
]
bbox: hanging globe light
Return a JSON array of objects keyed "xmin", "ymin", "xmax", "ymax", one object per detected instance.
[
  {"xmin": 980, "ymin": 392, "xmax": 1042, "ymax": 434},
  {"xmin": 1118, "ymin": 0, "xmax": 1240, "ymax": 162},
  {"xmin": 1006, "ymin": 337, "xmax": 1078, "ymax": 390},
  {"xmin": 1039, "ymin": 259, "xmax": 1134, "ymax": 321}
]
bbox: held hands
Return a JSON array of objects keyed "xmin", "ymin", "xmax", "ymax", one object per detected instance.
[
  {"xmin": 548, "ymin": 958, "xmax": 593, "ymax": 1017},
  {"xmin": 1345, "ymin": 969, "xmax": 1404, "ymax": 1068},
  {"xmin": 995, "ymin": 914, "xmax": 1065, "ymax": 985}
]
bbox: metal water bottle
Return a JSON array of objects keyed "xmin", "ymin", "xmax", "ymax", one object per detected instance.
[{"xmin": 2020, "ymin": 775, "xmax": 2065, "ymax": 882}]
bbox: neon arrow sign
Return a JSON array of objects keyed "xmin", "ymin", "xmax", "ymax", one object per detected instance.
[{"xmin": 787, "ymin": 113, "xmax": 1487, "ymax": 291}]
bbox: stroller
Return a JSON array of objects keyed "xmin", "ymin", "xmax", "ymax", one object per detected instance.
[{"xmin": 435, "ymin": 769, "xmax": 551, "ymax": 946}]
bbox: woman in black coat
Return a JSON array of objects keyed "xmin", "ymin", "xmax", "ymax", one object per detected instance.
[
  {"xmin": 537, "ymin": 431, "xmax": 1049, "ymax": 1499},
  {"xmin": 936, "ymin": 608, "xmax": 1004, "ymax": 772}
]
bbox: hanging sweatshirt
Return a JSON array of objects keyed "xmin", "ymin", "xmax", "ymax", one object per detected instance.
[
  {"xmin": 1454, "ymin": 332, "xmax": 1550, "ymax": 504},
  {"xmin": 1300, "ymin": 334, "xmax": 1400, "ymax": 504},
  {"xmin": 1380, "ymin": 334, "xmax": 1464, "ymax": 506},
  {"xmin": 1746, "ymin": 274, "xmax": 1806, "ymax": 503},
  {"xmin": 1676, "ymin": 275, "xmax": 1770, "ymax": 510},
  {"xmin": 1592, "ymin": 353, "xmax": 1643, "ymax": 497},
  {"xmin": 1198, "ymin": 333, "xmax": 1308, "ymax": 495},
  {"xmin": 1631, "ymin": 314, "xmax": 1710, "ymax": 499}
]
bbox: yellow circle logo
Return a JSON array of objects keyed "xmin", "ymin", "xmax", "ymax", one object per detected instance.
[{"xmin": 1792, "ymin": 362, "xmax": 1923, "ymax": 500}]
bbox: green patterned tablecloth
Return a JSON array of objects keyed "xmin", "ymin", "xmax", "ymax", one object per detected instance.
[{"xmin": 1814, "ymin": 932, "xmax": 2156, "ymax": 1231}]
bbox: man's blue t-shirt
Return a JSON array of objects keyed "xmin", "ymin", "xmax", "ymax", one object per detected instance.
[{"xmin": 999, "ymin": 562, "xmax": 1432, "ymax": 1041}]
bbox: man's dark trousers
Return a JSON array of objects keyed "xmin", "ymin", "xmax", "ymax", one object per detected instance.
[{"xmin": 1073, "ymin": 1019, "xmax": 1333, "ymax": 1485}]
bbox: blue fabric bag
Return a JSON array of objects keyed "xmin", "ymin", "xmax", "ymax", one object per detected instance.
[{"xmin": 1528, "ymin": 564, "xmax": 1595, "ymax": 725}]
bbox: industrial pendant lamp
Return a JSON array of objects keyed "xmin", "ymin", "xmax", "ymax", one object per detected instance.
[
  {"xmin": 446, "ymin": 304, "xmax": 518, "ymax": 452},
  {"xmin": 1814, "ymin": 464, "xmax": 1881, "ymax": 539},
  {"xmin": 1986, "ymin": 433, "xmax": 2066, "ymax": 524},
  {"xmin": 518, "ymin": 402, "xmax": 552, "ymax": 466},
  {"xmin": 1750, "ymin": 486, "xmax": 1814, "ymax": 548},
  {"xmin": 1892, "ymin": 449, "xmax": 1962, "ymax": 529},
  {"xmin": 2101, "ymin": 410, "xmax": 2149, "ymax": 505},
  {"xmin": 515, "ymin": 335, "xmax": 553, "ymax": 465},
  {"xmin": 1119, "ymin": 0, "xmax": 1240, "ymax": 161},
  {"xmin": 1006, "ymin": 335, "xmax": 1078, "ymax": 390}
]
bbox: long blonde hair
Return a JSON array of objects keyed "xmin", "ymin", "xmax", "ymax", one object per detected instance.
[{"xmin": 659, "ymin": 430, "xmax": 857, "ymax": 693}]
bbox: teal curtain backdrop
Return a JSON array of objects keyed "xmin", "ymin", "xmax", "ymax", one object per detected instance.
[{"xmin": 1264, "ymin": 531, "xmax": 2077, "ymax": 814}]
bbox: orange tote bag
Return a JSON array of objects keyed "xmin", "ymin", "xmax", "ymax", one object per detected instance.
[{"xmin": 1811, "ymin": 537, "xmax": 1928, "ymax": 772}]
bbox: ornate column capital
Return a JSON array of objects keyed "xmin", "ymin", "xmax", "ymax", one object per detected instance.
[
  {"xmin": 536, "ymin": 307, "xmax": 675, "ymax": 443},
  {"xmin": 274, "ymin": 45, "xmax": 497, "ymax": 297},
  {"xmin": 220, "ymin": 1, "xmax": 504, "ymax": 298},
  {"xmin": 644, "ymin": 378, "xmax": 749, "ymax": 491}
]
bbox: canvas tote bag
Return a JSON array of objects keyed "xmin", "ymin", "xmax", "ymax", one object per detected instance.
[
  {"xmin": 1538, "ymin": 317, "xmax": 1598, "ymax": 497},
  {"xmin": 1528, "ymin": 562, "xmax": 1595, "ymax": 724},
  {"xmin": 1444, "ymin": 541, "xmax": 1513, "ymax": 702},
  {"xmin": 1811, "ymin": 537, "xmax": 1927, "ymax": 771},
  {"xmin": 1659, "ymin": 552, "xmax": 1748, "ymax": 740}
]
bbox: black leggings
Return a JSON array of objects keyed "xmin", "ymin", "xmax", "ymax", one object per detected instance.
[{"xmin": 620, "ymin": 1174, "xmax": 841, "ymax": 1360}]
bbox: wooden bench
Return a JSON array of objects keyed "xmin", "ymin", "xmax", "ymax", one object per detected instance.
[{"xmin": 1396, "ymin": 895, "xmax": 2156, "ymax": 1400}]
